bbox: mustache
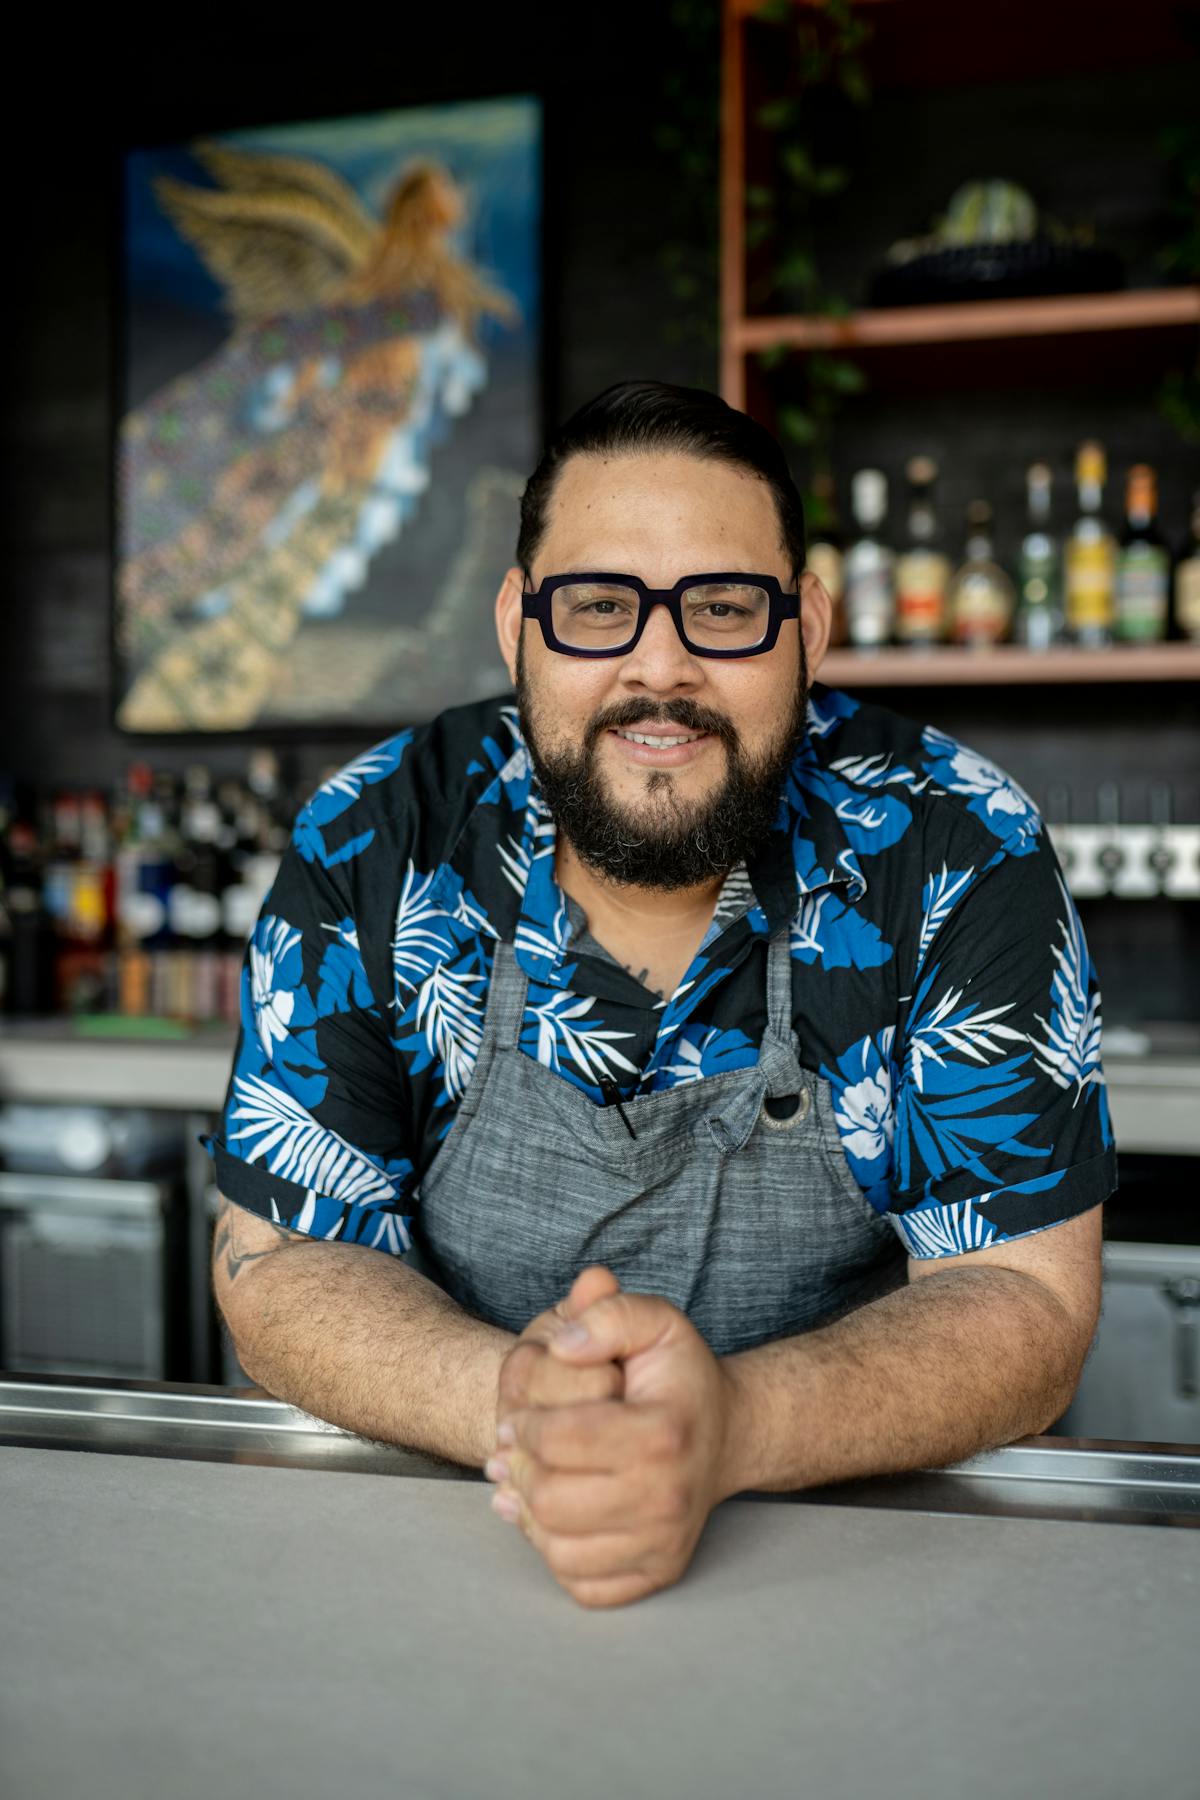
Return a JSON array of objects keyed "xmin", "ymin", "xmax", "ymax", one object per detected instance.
[{"xmin": 585, "ymin": 698, "xmax": 738, "ymax": 752}]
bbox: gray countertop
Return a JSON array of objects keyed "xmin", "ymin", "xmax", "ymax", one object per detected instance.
[
  {"xmin": 3, "ymin": 1440, "xmax": 1199, "ymax": 1800},
  {"xmin": 3, "ymin": 1380, "xmax": 1200, "ymax": 1799}
]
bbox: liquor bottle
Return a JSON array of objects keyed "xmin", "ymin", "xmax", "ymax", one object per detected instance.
[
  {"xmin": 1115, "ymin": 465, "xmax": 1170, "ymax": 642},
  {"xmin": 1065, "ymin": 441, "xmax": 1116, "ymax": 648},
  {"xmin": 173, "ymin": 765, "xmax": 226, "ymax": 1022},
  {"xmin": 115, "ymin": 763, "xmax": 177, "ymax": 1016},
  {"xmin": 1173, "ymin": 489, "xmax": 1200, "ymax": 643},
  {"xmin": 805, "ymin": 471, "xmax": 846, "ymax": 647},
  {"xmin": 2, "ymin": 814, "xmax": 54, "ymax": 1013},
  {"xmin": 1014, "ymin": 462, "xmax": 1061, "ymax": 651},
  {"xmin": 894, "ymin": 456, "xmax": 950, "ymax": 647},
  {"xmin": 947, "ymin": 501, "xmax": 1015, "ymax": 647},
  {"xmin": 843, "ymin": 469, "xmax": 895, "ymax": 649},
  {"xmin": 52, "ymin": 790, "xmax": 112, "ymax": 1012}
]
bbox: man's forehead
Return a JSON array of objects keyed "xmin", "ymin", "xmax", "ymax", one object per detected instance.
[{"xmin": 538, "ymin": 451, "xmax": 785, "ymax": 572}]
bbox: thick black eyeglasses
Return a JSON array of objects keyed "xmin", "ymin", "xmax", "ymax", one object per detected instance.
[{"xmin": 521, "ymin": 572, "xmax": 800, "ymax": 659}]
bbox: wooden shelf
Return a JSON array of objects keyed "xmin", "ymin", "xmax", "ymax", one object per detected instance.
[
  {"xmin": 735, "ymin": 288, "xmax": 1200, "ymax": 356},
  {"xmin": 819, "ymin": 643, "xmax": 1200, "ymax": 688}
]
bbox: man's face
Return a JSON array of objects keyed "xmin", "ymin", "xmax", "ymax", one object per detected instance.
[{"xmin": 495, "ymin": 451, "xmax": 832, "ymax": 890}]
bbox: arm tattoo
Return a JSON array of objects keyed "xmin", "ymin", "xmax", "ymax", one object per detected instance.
[{"xmin": 213, "ymin": 1192, "xmax": 308, "ymax": 1286}]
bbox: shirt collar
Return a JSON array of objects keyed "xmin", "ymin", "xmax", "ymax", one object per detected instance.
[{"xmin": 445, "ymin": 688, "xmax": 866, "ymax": 989}]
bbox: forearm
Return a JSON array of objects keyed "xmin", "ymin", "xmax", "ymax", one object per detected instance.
[
  {"xmin": 717, "ymin": 1266, "xmax": 1087, "ymax": 1499},
  {"xmin": 219, "ymin": 1243, "xmax": 515, "ymax": 1470}
]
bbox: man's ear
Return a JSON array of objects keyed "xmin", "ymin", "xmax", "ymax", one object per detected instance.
[
  {"xmin": 495, "ymin": 567, "xmax": 524, "ymax": 683},
  {"xmin": 799, "ymin": 569, "xmax": 832, "ymax": 675}
]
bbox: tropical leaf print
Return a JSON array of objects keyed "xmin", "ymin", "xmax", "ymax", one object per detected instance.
[
  {"xmin": 414, "ymin": 960, "xmax": 486, "ymax": 1101},
  {"xmin": 791, "ymin": 891, "xmax": 831, "ymax": 958},
  {"xmin": 294, "ymin": 816, "xmax": 376, "ymax": 869},
  {"xmin": 790, "ymin": 889, "xmax": 893, "ymax": 971},
  {"xmin": 789, "ymin": 758, "xmax": 914, "ymax": 857},
  {"xmin": 229, "ymin": 1073, "xmax": 399, "ymax": 1203},
  {"xmin": 895, "ymin": 1194, "xmax": 1001, "ymax": 1257},
  {"xmin": 920, "ymin": 727, "xmax": 1042, "ymax": 854},
  {"xmin": 523, "ymin": 988, "xmax": 640, "ymax": 1085},
  {"xmin": 1028, "ymin": 876, "xmax": 1105, "ymax": 1100},
  {"xmin": 277, "ymin": 1188, "xmax": 413, "ymax": 1254},
  {"xmin": 907, "ymin": 981, "xmax": 1025, "ymax": 1092},
  {"xmin": 498, "ymin": 833, "xmax": 530, "ymax": 896},
  {"xmin": 916, "ymin": 864, "xmax": 976, "ymax": 974},
  {"xmin": 306, "ymin": 734, "xmax": 412, "ymax": 826},
  {"xmin": 830, "ymin": 750, "xmax": 933, "ymax": 794},
  {"xmin": 713, "ymin": 863, "xmax": 756, "ymax": 925},
  {"xmin": 806, "ymin": 687, "xmax": 860, "ymax": 737},
  {"xmin": 829, "ymin": 1030, "xmax": 897, "ymax": 1168},
  {"xmin": 894, "ymin": 956, "xmax": 1048, "ymax": 1187},
  {"xmin": 656, "ymin": 1023, "xmax": 757, "ymax": 1087},
  {"xmin": 315, "ymin": 919, "xmax": 374, "ymax": 1016},
  {"xmin": 392, "ymin": 862, "xmax": 457, "ymax": 995},
  {"xmin": 249, "ymin": 916, "xmax": 303, "ymax": 1058}
]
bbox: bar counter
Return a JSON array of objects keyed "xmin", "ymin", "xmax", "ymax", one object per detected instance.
[{"xmin": 2, "ymin": 1375, "xmax": 1198, "ymax": 1799}]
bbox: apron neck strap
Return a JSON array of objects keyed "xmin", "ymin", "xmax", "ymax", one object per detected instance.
[
  {"xmin": 765, "ymin": 929, "xmax": 796, "ymax": 1047},
  {"xmin": 489, "ymin": 940, "xmax": 531, "ymax": 1050}
]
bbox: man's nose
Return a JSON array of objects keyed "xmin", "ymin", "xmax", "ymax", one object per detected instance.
[{"xmin": 618, "ymin": 601, "xmax": 702, "ymax": 689}]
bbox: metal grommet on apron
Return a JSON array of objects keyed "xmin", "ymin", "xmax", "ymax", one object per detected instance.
[{"xmin": 415, "ymin": 925, "xmax": 906, "ymax": 1355}]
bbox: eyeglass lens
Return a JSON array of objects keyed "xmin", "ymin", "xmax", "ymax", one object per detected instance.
[{"xmin": 551, "ymin": 581, "xmax": 771, "ymax": 651}]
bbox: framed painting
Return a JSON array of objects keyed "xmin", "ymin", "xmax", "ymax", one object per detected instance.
[{"xmin": 115, "ymin": 95, "xmax": 541, "ymax": 733}]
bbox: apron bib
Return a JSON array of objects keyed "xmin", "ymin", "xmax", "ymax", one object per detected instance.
[{"xmin": 414, "ymin": 929, "xmax": 905, "ymax": 1355}]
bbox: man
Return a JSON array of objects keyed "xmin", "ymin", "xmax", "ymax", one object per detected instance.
[{"xmin": 208, "ymin": 380, "xmax": 1116, "ymax": 1611}]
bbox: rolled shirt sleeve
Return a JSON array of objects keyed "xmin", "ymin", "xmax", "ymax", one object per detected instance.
[
  {"xmin": 203, "ymin": 801, "xmax": 417, "ymax": 1259},
  {"xmin": 885, "ymin": 828, "xmax": 1117, "ymax": 1260}
]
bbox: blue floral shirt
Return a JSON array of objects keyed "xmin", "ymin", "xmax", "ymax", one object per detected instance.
[{"xmin": 206, "ymin": 683, "xmax": 1117, "ymax": 1264}]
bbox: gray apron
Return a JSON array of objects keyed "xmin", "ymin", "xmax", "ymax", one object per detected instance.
[{"xmin": 414, "ymin": 929, "xmax": 906, "ymax": 1356}]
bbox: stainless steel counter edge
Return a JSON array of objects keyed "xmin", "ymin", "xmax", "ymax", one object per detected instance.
[
  {"xmin": 4, "ymin": 1377, "xmax": 1197, "ymax": 1526},
  {"xmin": 1, "ymin": 1031, "xmax": 1199, "ymax": 1153}
]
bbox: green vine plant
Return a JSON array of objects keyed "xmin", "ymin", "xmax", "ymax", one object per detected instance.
[
  {"xmin": 652, "ymin": 0, "xmax": 873, "ymax": 523},
  {"xmin": 748, "ymin": 0, "xmax": 874, "ymax": 509}
]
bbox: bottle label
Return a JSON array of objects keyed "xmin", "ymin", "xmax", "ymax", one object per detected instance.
[
  {"xmin": 1066, "ymin": 539, "xmax": 1115, "ymax": 629},
  {"xmin": 806, "ymin": 542, "xmax": 844, "ymax": 605},
  {"xmin": 845, "ymin": 572, "xmax": 894, "ymax": 646},
  {"xmin": 119, "ymin": 890, "xmax": 167, "ymax": 940},
  {"xmin": 950, "ymin": 574, "xmax": 1010, "ymax": 645},
  {"xmin": 1115, "ymin": 545, "xmax": 1169, "ymax": 640},
  {"xmin": 895, "ymin": 551, "xmax": 949, "ymax": 642},
  {"xmin": 1177, "ymin": 558, "xmax": 1200, "ymax": 639}
]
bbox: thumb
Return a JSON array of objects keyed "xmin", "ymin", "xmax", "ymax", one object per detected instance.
[
  {"xmin": 556, "ymin": 1264, "xmax": 621, "ymax": 1323},
  {"xmin": 549, "ymin": 1291, "xmax": 674, "ymax": 1365}
]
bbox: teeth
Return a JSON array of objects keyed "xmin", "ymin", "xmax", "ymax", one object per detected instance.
[{"xmin": 617, "ymin": 731, "xmax": 699, "ymax": 747}]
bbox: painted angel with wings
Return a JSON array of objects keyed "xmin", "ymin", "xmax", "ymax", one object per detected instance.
[{"xmin": 116, "ymin": 142, "xmax": 521, "ymax": 731}]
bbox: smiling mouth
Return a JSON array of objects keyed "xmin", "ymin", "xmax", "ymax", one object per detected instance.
[{"xmin": 612, "ymin": 729, "xmax": 707, "ymax": 748}]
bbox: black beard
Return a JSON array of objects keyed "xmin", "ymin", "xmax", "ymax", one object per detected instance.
[{"xmin": 515, "ymin": 636, "xmax": 810, "ymax": 892}]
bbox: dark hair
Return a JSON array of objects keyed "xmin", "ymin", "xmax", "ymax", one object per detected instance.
[{"xmin": 516, "ymin": 379, "xmax": 806, "ymax": 583}]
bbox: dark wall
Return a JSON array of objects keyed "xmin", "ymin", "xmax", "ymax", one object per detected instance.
[
  {"xmin": 1, "ymin": 5, "xmax": 1198, "ymax": 1024},
  {"xmin": 0, "ymin": 9, "xmax": 715, "ymax": 797}
]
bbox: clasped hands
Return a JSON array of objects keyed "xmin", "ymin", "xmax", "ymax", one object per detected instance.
[{"xmin": 486, "ymin": 1266, "xmax": 742, "ymax": 1610}]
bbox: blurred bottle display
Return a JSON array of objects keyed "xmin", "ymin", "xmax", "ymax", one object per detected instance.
[
  {"xmin": 805, "ymin": 471, "xmax": 846, "ymax": 647},
  {"xmin": 1064, "ymin": 441, "xmax": 1116, "ymax": 647},
  {"xmin": 948, "ymin": 500, "xmax": 1015, "ymax": 646},
  {"xmin": 894, "ymin": 456, "xmax": 950, "ymax": 647},
  {"xmin": 1172, "ymin": 489, "xmax": 1200, "ymax": 643},
  {"xmin": 0, "ymin": 755, "xmax": 299, "ymax": 1024},
  {"xmin": 844, "ymin": 469, "xmax": 895, "ymax": 649},
  {"xmin": 1115, "ymin": 465, "xmax": 1169, "ymax": 643},
  {"xmin": 810, "ymin": 449, "xmax": 1199, "ymax": 653},
  {"xmin": 1014, "ymin": 462, "xmax": 1061, "ymax": 651}
]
